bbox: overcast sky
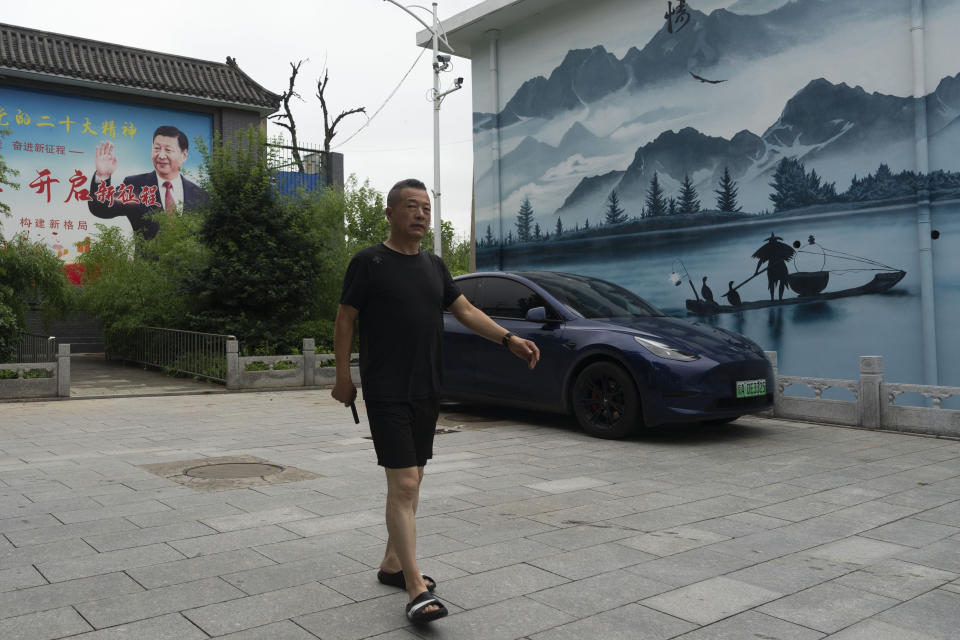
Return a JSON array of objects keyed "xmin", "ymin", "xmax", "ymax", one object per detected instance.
[{"xmin": 2, "ymin": 0, "xmax": 481, "ymax": 237}]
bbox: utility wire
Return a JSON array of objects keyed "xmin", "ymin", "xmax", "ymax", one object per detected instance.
[{"xmin": 332, "ymin": 47, "xmax": 427, "ymax": 150}]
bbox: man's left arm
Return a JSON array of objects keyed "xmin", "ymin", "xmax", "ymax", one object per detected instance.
[{"xmin": 448, "ymin": 295, "xmax": 540, "ymax": 369}]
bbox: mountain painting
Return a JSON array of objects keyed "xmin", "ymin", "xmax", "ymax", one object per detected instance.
[{"xmin": 470, "ymin": 0, "xmax": 959, "ymax": 389}]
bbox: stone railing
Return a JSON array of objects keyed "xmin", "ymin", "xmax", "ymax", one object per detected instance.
[
  {"xmin": 225, "ymin": 338, "xmax": 359, "ymax": 391},
  {"xmin": 0, "ymin": 344, "xmax": 71, "ymax": 400},
  {"xmin": 766, "ymin": 351, "xmax": 960, "ymax": 438}
]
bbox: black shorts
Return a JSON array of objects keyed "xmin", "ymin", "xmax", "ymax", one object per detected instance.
[{"xmin": 365, "ymin": 397, "xmax": 440, "ymax": 468}]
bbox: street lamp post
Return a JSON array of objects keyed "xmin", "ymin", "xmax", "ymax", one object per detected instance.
[{"xmin": 382, "ymin": 0, "xmax": 462, "ymax": 258}]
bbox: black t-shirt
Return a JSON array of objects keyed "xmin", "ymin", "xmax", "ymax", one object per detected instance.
[{"xmin": 340, "ymin": 243, "xmax": 462, "ymax": 401}]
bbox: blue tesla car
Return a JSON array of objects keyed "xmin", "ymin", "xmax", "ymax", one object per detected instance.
[{"xmin": 442, "ymin": 271, "xmax": 774, "ymax": 438}]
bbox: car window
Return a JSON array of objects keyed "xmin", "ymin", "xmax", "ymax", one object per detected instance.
[
  {"xmin": 523, "ymin": 272, "xmax": 663, "ymax": 319},
  {"xmin": 479, "ymin": 278, "xmax": 549, "ymax": 320},
  {"xmin": 454, "ymin": 278, "xmax": 481, "ymax": 307}
]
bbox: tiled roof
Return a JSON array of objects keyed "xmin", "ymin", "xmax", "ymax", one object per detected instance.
[{"xmin": 0, "ymin": 22, "xmax": 280, "ymax": 113}]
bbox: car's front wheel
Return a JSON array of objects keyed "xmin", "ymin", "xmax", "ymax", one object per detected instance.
[{"xmin": 572, "ymin": 361, "xmax": 641, "ymax": 439}]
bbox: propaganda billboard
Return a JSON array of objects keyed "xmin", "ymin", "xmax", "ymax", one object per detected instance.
[{"xmin": 0, "ymin": 85, "xmax": 213, "ymax": 261}]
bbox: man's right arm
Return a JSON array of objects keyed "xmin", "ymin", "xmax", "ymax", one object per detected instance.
[{"xmin": 331, "ymin": 304, "xmax": 359, "ymax": 406}]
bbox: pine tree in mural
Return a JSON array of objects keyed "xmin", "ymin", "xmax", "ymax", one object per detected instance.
[
  {"xmin": 555, "ymin": 217, "xmax": 563, "ymax": 237},
  {"xmin": 516, "ymin": 196, "xmax": 534, "ymax": 241},
  {"xmin": 678, "ymin": 174, "xmax": 700, "ymax": 214},
  {"xmin": 769, "ymin": 158, "xmax": 838, "ymax": 212},
  {"xmin": 645, "ymin": 172, "xmax": 667, "ymax": 217},
  {"xmin": 584, "ymin": 218, "xmax": 591, "ymax": 229},
  {"xmin": 668, "ymin": 197, "xmax": 677, "ymax": 216},
  {"xmin": 715, "ymin": 166, "xmax": 741, "ymax": 212},
  {"xmin": 507, "ymin": 230, "xmax": 513, "ymax": 244},
  {"xmin": 603, "ymin": 189, "xmax": 627, "ymax": 225},
  {"xmin": 534, "ymin": 222, "xmax": 541, "ymax": 240},
  {"xmin": 484, "ymin": 224, "xmax": 495, "ymax": 246}
]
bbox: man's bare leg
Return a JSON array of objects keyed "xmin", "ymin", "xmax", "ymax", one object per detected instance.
[
  {"xmin": 383, "ymin": 466, "xmax": 438, "ymax": 613},
  {"xmin": 380, "ymin": 466, "xmax": 423, "ymax": 574}
]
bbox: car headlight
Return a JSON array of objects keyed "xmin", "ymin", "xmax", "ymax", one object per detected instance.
[{"xmin": 634, "ymin": 335, "xmax": 699, "ymax": 361}]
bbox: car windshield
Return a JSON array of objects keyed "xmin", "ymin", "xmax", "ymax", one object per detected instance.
[{"xmin": 522, "ymin": 272, "xmax": 664, "ymax": 319}]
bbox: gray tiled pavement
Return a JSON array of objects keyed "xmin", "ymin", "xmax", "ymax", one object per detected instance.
[{"xmin": 3, "ymin": 391, "xmax": 960, "ymax": 639}]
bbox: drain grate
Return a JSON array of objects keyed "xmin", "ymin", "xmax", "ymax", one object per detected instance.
[{"xmin": 184, "ymin": 462, "xmax": 284, "ymax": 479}]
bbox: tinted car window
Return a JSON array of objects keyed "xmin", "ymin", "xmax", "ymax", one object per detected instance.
[
  {"xmin": 479, "ymin": 278, "xmax": 549, "ymax": 320},
  {"xmin": 523, "ymin": 272, "xmax": 663, "ymax": 319},
  {"xmin": 455, "ymin": 277, "xmax": 481, "ymax": 307}
]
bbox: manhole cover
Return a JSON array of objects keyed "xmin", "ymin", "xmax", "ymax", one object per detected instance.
[{"xmin": 184, "ymin": 463, "xmax": 285, "ymax": 479}]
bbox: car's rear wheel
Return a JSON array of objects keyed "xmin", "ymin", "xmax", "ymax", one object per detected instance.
[{"xmin": 572, "ymin": 362, "xmax": 640, "ymax": 439}]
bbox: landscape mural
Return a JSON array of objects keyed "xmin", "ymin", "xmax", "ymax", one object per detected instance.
[{"xmin": 472, "ymin": 0, "xmax": 959, "ymax": 387}]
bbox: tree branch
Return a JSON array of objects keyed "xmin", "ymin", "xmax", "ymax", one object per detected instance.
[
  {"xmin": 317, "ymin": 68, "xmax": 366, "ymax": 153},
  {"xmin": 269, "ymin": 60, "xmax": 306, "ymax": 172}
]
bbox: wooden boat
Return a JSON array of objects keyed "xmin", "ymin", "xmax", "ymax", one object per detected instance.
[{"xmin": 685, "ymin": 270, "xmax": 906, "ymax": 315}]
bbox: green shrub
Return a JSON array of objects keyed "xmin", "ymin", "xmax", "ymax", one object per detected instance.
[
  {"xmin": 0, "ymin": 368, "xmax": 17, "ymax": 379},
  {"xmin": 272, "ymin": 360, "xmax": 297, "ymax": 370},
  {"xmin": 23, "ymin": 368, "xmax": 50, "ymax": 379},
  {"xmin": 244, "ymin": 361, "xmax": 269, "ymax": 372}
]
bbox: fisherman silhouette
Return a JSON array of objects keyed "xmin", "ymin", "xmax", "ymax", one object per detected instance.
[
  {"xmin": 701, "ymin": 276, "xmax": 714, "ymax": 303},
  {"xmin": 725, "ymin": 281, "xmax": 742, "ymax": 307},
  {"xmin": 752, "ymin": 232, "xmax": 795, "ymax": 301}
]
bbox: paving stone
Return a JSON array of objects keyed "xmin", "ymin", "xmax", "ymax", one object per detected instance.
[
  {"xmin": 222, "ymin": 553, "xmax": 369, "ymax": 595},
  {"xmin": 0, "ymin": 514, "xmax": 60, "ymax": 535},
  {"xmin": 757, "ymin": 581, "xmax": 898, "ymax": 633},
  {"xmin": 834, "ymin": 559, "xmax": 957, "ymax": 600},
  {"xmin": 0, "ymin": 565, "xmax": 47, "ymax": 593},
  {"xmin": 529, "ymin": 542, "xmax": 656, "ymax": 580},
  {"xmin": 803, "ymin": 536, "xmax": 912, "ymax": 565},
  {"xmin": 861, "ymin": 518, "xmax": 959, "ymax": 548},
  {"xmin": 185, "ymin": 581, "xmax": 351, "ymax": 636},
  {"xmin": 52, "ymin": 500, "xmax": 171, "ymax": 524},
  {"xmin": 641, "ymin": 576, "xmax": 782, "ymax": 625},
  {"xmin": 213, "ymin": 620, "xmax": 321, "ymax": 640},
  {"xmin": 523, "ymin": 476, "xmax": 610, "ymax": 494},
  {"xmin": 0, "ymin": 572, "xmax": 143, "ymax": 620},
  {"xmin": 36, "ymin": 543, "xmax": 184, "ymax": 583},
  {"xmin": 437, "ymin": 538, "xmax": 560, "ymax": 574},
  {"xmin": 126, "ymin": 548, "xmax": 276, "ymax": 589},
  {"xmin": 169, "ymin": 525, "xmax": 300, "ymax": 557},
  {"xmin": 84, "ymin": 521, "xmax": 216, "ymax": 552},
  {"xmin": 826, "ymin": 619, "xmax": 941, "ymax": 640},
  {"xmin": 527, "ymin": 568, "xmax": 672, "ymax": 616},
  {"xmin": 66, "ymin": 613, "xmax": 209, "ymax": 639},
  {"xmin": 875, "ymin": 589, "xmax": 960, "ymax": 639},
  {"xmin": 625, "ymin": 547, "xmax": 755, "ymax": 587},
  {"xmin": 529, "ymin": 603, "xmax": 694, "ymax": 640},
  {"xmin": 0, "ymin": 537, "xmax": 98, "ymax": 570},
  {"xmin": 436, "ymin": 563, "xmax": 569, "ymax": 609},
  {"xmin": 203, "ymin": 506, "xmax": 325, "ymax": 532},
  {"xmin": 617, "ymin": 526, "xmax": 730, "ymax": 556},
  {"xmin": 255, "ymin": 530, "xmax": 385, "ymax": 563},
  {"xmin": 75, "ymin": 576, "xmax": 243, "ymax": 628},
  {"xmin": 526, "ymin": 523, "xmax": 636, "ymax": 551},
  {"xmin": 5, "ymin": 518, "xmax": 139, "ymax": 548},
  {"xmin": 411, "ymin": 595, "xmax": 571, "ymax": 640},
  {"xmin": 896, "ymin": 538, "xmax": 960, "ymax": 573},
  {"xmin": 0, "ymin": 606, "xmax": 92, "ymax": 640},
  {"xmin": 295, "ymin": 592, "xmax": 415, "ymax": 640},
  {"xmin": 726, "ymin": 553, "xmax": 853, "ymax": 594},
  {"xmin": 671, "ymin": 610, "xmax": 825, "ymax": 639}
]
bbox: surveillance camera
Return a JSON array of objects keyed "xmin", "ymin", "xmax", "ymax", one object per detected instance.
[
  {"xmin": 437, "ymin": 54, "xmax": 450, "ymax": 63},
  {"xmin": 455, "ymin": 77, "xmax": 464, "ymax": 87}
]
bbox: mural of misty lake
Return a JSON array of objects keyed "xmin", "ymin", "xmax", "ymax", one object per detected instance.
[{"xmin": 492, "ymin": 205, "xmax": 958, "ymax": 388}]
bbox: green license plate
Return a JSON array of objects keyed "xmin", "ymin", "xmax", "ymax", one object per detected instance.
[{"xmin": 736, "ymin": 379, "xmax": 767, "ymax": 398}]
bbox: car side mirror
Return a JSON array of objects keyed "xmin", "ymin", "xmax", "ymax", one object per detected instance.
[{"xmin": 525, "ymin": 306, "xmax": 549, "ymax": 323}]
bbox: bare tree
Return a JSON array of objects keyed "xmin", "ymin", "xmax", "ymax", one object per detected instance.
[
  {"xmin": 269, "ymin": 60, "xmax": 306, "ymax": 173},
  {"xmin": 316, "ymin": 68, "xmax": 366, "ymax": 153}
]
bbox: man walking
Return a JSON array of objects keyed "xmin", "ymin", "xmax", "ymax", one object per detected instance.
[{"xmin": 332, "ymin": 178, "xmax": 539, "ymax": 623}]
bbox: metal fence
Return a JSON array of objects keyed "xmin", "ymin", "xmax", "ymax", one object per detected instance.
[
  {"xmin": 13, "ymin": 333, "xmax": 57, "ymax": 363},
  {"xmin": 269, "ymin": 142, "xmax": 330, "ymax": 198},
  {"xmin": 105, "ymin": 327, "xmax": 234, "ymax": 383}
]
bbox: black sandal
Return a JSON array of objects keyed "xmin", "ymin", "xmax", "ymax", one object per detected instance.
[
  {"xmin": 405, "ymin": 591, "xmax": 448, "ymax": 623},
  {"xmin": 377, "ymin": 569, "xmax": 436, "ymax": 591}
]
